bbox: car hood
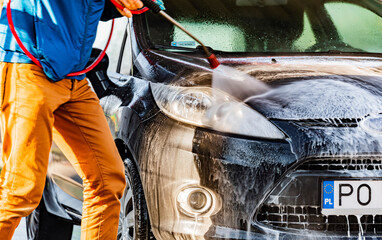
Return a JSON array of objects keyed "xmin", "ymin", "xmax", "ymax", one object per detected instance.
[
  {"xmin": 150, "ymin": 51, "xmax": 382, "ymax": 120},
  {"xmin": 216, "ymin": 56, "xmax": 382, "ymax": 120},
  {"xmin": 225, "ymin": 56, "xmax": 382, "ymax": 157}
]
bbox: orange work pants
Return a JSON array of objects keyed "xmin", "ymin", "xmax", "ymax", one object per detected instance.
[{"xmin": 0, "ymin": 63, "xmax": 126, "ymax": 239}]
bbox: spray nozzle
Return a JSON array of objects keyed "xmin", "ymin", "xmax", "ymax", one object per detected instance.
[{"xmin": 207, "ymin": 54, "xmax": 220, "ymax": 69}]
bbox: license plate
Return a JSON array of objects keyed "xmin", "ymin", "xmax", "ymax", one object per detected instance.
[{"xmin": 322, "ymin": 180, "xmax": 382, "ymax": 215}]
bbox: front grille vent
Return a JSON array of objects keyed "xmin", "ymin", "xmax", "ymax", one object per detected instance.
[
  {"xmin": 297, "ymin": 158, "xmax": 382, "ymax": 171},
  {"xmin": 292, "ymin": 118, "xmax": 360, "ymax": 128},
  {"xmin": 257, "ymin": 204, "xmax": 382, "ymax": 234},
  {"xmin": 256, "ymin": 157, "xmax": 382, "ymax": 236}
]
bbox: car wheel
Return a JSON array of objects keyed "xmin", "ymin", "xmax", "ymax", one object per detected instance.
[
  {"xmin": 117, "ymin": 158, "xmax": 151, "ymax": 240},
  {"xmin": 26, "ymin": 198, "xmax": 73, "ymax": 240}
]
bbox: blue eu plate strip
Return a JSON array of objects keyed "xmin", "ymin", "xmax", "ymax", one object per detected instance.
[{"xmin": 323, "ymin": 181, "xmax": 334, "ymax": 209}]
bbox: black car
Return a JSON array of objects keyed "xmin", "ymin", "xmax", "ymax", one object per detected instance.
[{"xmin": 27, "ymin": 0, "xmax": 382, "ymax": 239}]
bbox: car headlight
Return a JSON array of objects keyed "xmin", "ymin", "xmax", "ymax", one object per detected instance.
[{"xmin": 151, "ymin": 83, "xmax": 285, "ymax": 139}]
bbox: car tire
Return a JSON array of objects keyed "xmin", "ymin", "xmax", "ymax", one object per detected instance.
[
  {"xmin": 26, "ymin": 198, "xmax": 73, "ymax": 240},
  {"xmin": 117, "ymin": 158, "xmax": 152, "ymax": 240}
]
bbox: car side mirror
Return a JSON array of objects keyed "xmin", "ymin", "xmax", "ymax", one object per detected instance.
[{"xmin": 87, "ymin": 48, "xmax": 110, "ymax": 98}]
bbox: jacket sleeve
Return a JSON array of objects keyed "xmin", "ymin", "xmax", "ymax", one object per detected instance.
[{"xmin": 101, "ymin": 0, "xmax": 123, "ymax": 21}]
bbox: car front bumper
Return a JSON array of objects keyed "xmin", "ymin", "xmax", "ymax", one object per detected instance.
[{"xmin": 133, "ymin": 113, "xmax": 296, "ymax": 239}]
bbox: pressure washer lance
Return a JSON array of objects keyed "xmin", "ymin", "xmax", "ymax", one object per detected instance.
[{"xmin": 112, "ymin": 0, "xmax": 221, "ymax": 69}]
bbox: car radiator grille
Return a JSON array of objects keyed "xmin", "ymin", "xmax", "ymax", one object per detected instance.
[
  {"xmin": 257, "ymin": 204, "xmax": 382, "ymax": 233},
  {"xmin": 255, "ymin": 157, "xmax": 382, "ymax": 235},
  {"xmin": 297, "ymin": 158, "xmax": 382, "ymax": 171}
]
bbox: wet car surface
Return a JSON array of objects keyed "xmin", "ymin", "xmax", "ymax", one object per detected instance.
[{"xmin": 26, "ymin": 0, "xmax": 382, "ymax": 239}]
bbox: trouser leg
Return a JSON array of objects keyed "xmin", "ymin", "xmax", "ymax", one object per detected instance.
[
  {"xmin": 52, "ymin": 79, "xmax": 125, "ymax": 240},
  {"xmin": 0, "ymin": 63, "xmax": 69, "ymax": 239}
]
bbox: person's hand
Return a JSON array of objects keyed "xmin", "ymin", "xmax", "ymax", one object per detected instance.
[{"xmin": 115, "ymin": 0, "xmax": 144, "ymax": 18}]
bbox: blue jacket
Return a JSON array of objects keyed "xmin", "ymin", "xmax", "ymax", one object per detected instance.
[{"xmin": 0, "ymin": 0, "xmax": 120, "ymax": 81}]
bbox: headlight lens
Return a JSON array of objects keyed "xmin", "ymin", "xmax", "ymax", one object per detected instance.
[
  {"xmin": 151, "ymin": 83, "xmax": 285, "ymax": 139},
  {"xmin": 177, "ymin": 187, "xmax": 214, "ymax": 216}
]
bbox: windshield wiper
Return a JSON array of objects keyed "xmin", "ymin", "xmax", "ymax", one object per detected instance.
[
  {"xmin": 153, "ymin": 44, "xmax": 198, "ymax": 52},
  {"xmin": 153, "ymin": 44, "xmax": 222, "ymax": 54}
]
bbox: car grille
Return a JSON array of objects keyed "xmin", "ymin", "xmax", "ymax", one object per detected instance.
[
  {"xmin": 292, "ymin": 118, "xmax": 361, "ymax": 128},
  {"xmin": 257, "ymin": 204, "xmax": 382, "ymax": 233},
  {"xmin": 255, "ymin": 157, "xmax": 382, "ymax": 236},
  {"xmin": 296, "ymin": 158, "xmax": 382, "ymax": 171}
]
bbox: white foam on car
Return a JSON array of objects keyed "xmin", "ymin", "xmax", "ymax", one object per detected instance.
[
  {"xmin": 212, "ymin": 63, "xmax": 382, "ymax": 238},
  {"xmin": 212, "ymin": 65, "xmax": 270, "ymax": 101},
  {"xmin": 248, "ymin": 78, "xmax": 382, "ymax": 119}
]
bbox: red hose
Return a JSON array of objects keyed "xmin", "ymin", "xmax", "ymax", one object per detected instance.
[{"xmin": 67, "ymin": 20, "xmax": 114, "ymax": 76}]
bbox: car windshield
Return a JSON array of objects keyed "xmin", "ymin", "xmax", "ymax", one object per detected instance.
[{"xmin": 144, "ymin": 0, "xmax": 382, "ymax": 53}]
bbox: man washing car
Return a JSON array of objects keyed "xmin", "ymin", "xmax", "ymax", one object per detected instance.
[{"xmin": 0, "ymin": 0, "xmax": 143, "ymax": 239}]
